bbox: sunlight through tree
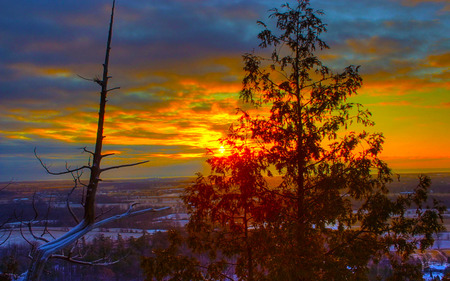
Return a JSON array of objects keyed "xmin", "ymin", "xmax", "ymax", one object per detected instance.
[{"xmin": 141, "ymin": 1, "xmax": 446, "ymax": 280}]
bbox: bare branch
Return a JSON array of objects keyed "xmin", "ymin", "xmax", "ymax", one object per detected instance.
[
  {"xmin": 42, "ymin": 196, "xmax": 56, "ymax": 240},
  {"xmin": 0, "ymin": 229, "xmax": 12, "ymax": 246},
  {"xmin": 100, "ymin": 160, "xmax": 149, "ymax": 173},
  {"xmin": 95, "ymin": 206, "xmax": 115, "ymax": 220},
  {"xmin": 77, "ymin": 74, "xmax": 99, "ymax": 83},
  {"xmin": 79, "ymin": 179, "xmax": 88, "ymax": 188},
  {"xmin": 81, "ymin": 184, "xmax": 86, "ymax": 207},
  {"xmin": 107, "ymin": 86, "xmax": 120, "ymax": 92},
  {"xmin": 35, "ymin": 148, "xmax": 91, "ymax": 175},
  {"xmin": 33, "ymin": 206, "xmax": 169, "ymax": 259},
  {"xmin": 67, "ymin": 172, "xmax": 81, "ymax": 224},
  {"xmin": 82, "ymin": 147, "xmax": 94, "ymax": 156},
  {"xmin": 50, "ymin": 254, "xmax": 123, "ymax": 266},
  {"xmin": 101, "ymin": 152, "xmax": 116, "ymax": 159},
  {"xmin": 93, "ymin": 206, "xmax": 170, "ymax": 229},
  {"xmin": 26, "ymin": 2, "xmax": 171, "ymax": 279},
  {"xmin": 0, "ymin": 180, "xmax": 13, "ymax": 192},
  {"xmin": 27, "ymin": 222, "xmax": 50, "ymax": 243},
  {"xmin": 31, "ymin": 192, "xmax": 39, "ymax": 222},
  {"xmin": 19, "ymin": 221, "xmax": 35, "ymax": 246},
  {"xmin": 27, "ymin": 194, "xmax": 51, "ymax": 243},
  {"xmin": 77, "ymin": 74, "xmax": 103, "ymax": 86},
  {"xmin": 27, "ymin": 198, "xmax": 169, "ymax": 279}
]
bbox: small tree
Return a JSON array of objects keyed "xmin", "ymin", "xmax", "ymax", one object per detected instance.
[
  {"xmin": 142, "ymin": 1, "xmax": 445, "ymax": 280},
  {"xmin": 25, "ymin": 1, "xmax": 168, "ymax": 280}
]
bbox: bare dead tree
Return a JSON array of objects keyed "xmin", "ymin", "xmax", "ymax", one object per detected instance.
[{"xmin": 26, "ymin": 1, "xmax": 169, "ymax": 280}]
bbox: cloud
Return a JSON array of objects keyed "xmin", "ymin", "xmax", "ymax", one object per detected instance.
[
  {"xmin": 398, "ymin": 0, "xmax": 449, "ymax": 9},
  {"xmin": 381, "ymin": 156, "xmax": 450, "ymax": 172},
  {"xmin": 369, "ymin": 101, "xmax": 412, "ymax": 107},
  {"xmin": 346, "ymin": 36, "xmax": 407, "ymax": 57},
  {"xmin": 0, "ymin": 0, "xmax": 449, "ymax": 180},
  {"xmin": 425, "ymin": 52, "xmax": 450, "ymax": 68}
]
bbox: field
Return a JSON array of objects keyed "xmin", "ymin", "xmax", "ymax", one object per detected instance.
[
  {"xmin": 1, "ymin": 173, "xmax": 449, "ymax": 248},
  {"xmin": 1, "ymin": 173, "xmax": 449, "ymax": 280},
  {"xmin": 0, "ymin": 175, "xmax": 449, "ymax": 236}
]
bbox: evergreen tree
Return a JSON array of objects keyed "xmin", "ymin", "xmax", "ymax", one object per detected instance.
[{"xmin": 142, "ymin": 1, "xmax": 445, "ymax": 280}]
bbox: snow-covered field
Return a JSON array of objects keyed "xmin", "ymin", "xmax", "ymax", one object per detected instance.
[
  {"xmin": 0, "ymin": 213, "xmax": 191, "ymax": 248},
  {"xmin": 1, "ymin": 227, "xmax": 167, "ymax": 248},
  {"xmin": 3, "ymin": 216, "xmax": 450, "ymax": 279}
]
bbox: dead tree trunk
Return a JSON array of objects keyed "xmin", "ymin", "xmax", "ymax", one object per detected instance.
[
  {"xmin": 84, "ymin": 0, "xmax": 114, "ymax": 226},
  {"xmin": 26, "ymin": 1, "xmax": 166, "ymax": 279}
]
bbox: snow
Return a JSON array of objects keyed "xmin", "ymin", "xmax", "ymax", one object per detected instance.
[
  {"xmin": 157, "ymin": 213, "xmax": 189, "ymax": 220},
  {"xmin": 423, "ymin": 262, "xmax": 448, "ymax": 280},
  {"xmin": 424, "ymin": 272, "xmax": 444, "ymax": 280},
  {"xmin": 12, "ymin": 271, "xmax": 27, "ymax": 281}
]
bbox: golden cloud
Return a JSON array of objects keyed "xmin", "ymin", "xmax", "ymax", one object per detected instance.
[
  {"xmin": 8, "ymin": 63, "xmax": 74, "ymax": 78},
  {"xmin": 425, "ymin": 52, "xmax": 450, "ymax": 68},
  {"xmin": 345, "ymin": 36, "xmax": 405, "ymax": 56}
]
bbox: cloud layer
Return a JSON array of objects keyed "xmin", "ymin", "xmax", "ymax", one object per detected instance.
[{"xmin": 0, "ymin": 0, "xmax": 449, "ymax": 181}]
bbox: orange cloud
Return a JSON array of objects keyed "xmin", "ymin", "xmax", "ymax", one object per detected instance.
[
  {"xmin": 345, "ymin": 36, "xmax": 405, "ymax": 56},
  {"xmin": 8, "ymin": 63, "xmax": 74, "ymax": 78},
  {"xmin": 361, "ymin": 75, "xmax": 447, "ymax": 97},
  {"xmin": 395, "ymin": 0, "xmax": 450, "ymax": 12},
  {"xmin": 425, "ymin": 52, "xmax": 450, "ymax": 68},
  {"xmin": 369, "ymin": 101, "xmax": 412, "ymax": 106},
  {"xmin": 398, "ymin": 0, "xmax": 447, "ymax": 5},
  {"xmin": 151, "ymin": 153, "xmax": 205, "ymax": 159},
  {"xmin": 382, "ymin": 156, "xmax": 450, "ymax": 172}
]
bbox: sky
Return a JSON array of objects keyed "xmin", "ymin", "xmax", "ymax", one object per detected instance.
[{"xmin": 0, "ymin": 0, "xmax": 449, "ymax": 182}]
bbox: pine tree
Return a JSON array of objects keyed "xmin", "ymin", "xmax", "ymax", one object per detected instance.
[{"xmin": 142, "ymin": 1, "xmax": 445, "ymax": 280}]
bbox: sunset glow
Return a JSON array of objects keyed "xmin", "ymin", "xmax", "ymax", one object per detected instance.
[{"xmin": 0, "ymin": 0, "xmax": 449, "ymax": 181}]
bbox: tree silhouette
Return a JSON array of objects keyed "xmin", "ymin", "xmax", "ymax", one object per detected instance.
[
  {"xmin": 0, "ymin": 182, "xmax": 14, "ymax": 253},
  {"xmin": 142, "ymin": 1, "xmax": 445, "ymax": 280},
  {"xmin": 25, "ymin": 1, "xmax": 168, "ymax": 280}
]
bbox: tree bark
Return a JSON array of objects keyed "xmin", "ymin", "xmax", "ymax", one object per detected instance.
[{"xmin": 84, "ymin": 0, "xmax": 115, "ymax": 225}]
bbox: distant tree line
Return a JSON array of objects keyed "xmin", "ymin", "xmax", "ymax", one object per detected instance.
[
  {"xmin": 2, "ymin": 230, "xmax": 450, "ymax": 281},
  {"xmin": 0, "ymin": 231, "xmax": 171, "ymax": 281}
]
